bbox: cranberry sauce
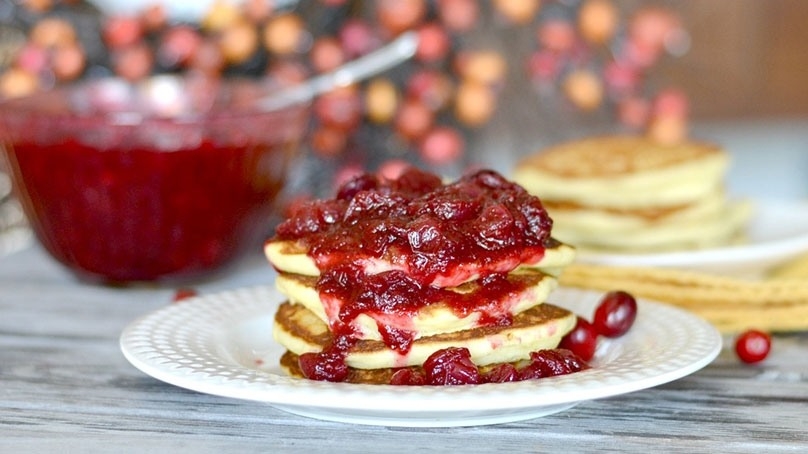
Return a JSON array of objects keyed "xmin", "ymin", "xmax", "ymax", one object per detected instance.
[
  {"xmin": 391, "ymin": 347, "xmax": 590, "ymax": 386},
  {"xmin": 318, "ymin": 266, "xmax": 538, "ymax": 353},
  {"xmin": 274, "ymin": 167, "xmax": 554, "ymax": 285},
  {"xmin": 6, "ymin": 138, "xmax": 292, "ymax": 282},
  {"xmin": 272, "ymin": 168, "xmax": 557, "ymax": 378}
]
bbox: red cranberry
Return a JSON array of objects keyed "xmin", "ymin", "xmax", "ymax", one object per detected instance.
[
  {"xmin": 310, "ymin": 126, "xmax": 348, "ymax": 157},
  {"xmin": 519, "ymin": 349, "xmax": 589, "ymax": 380},
  {"xmin": 419, "ymin": 126, "xmax": 465, "ymax": 166},
  {"xmin": 157, "ymin": 25, "xmax": 202, "ymax": 68},
  {"xmin": 298, "ymin": 351, "xmax": 349, "ymax": 382},
  {"xmin": 734, "ymin": 329, "xmax": 772, "ymax": 364},
  {"xmin": 103, "ymin": 16, "xmax": 143, "ymax": 49},
  {"xmin": 407, "ymin": 69, "xmax": 453, "ymax": 111},
  {"xmin": 422, "ymin": 347, "xmax": 481, "ymax": 385},
  {"xmin": 437, "ymin": 0, "xmax": 479, "ymax": 32},
  {"xmin": 425, "ymin": 193, "xmax": 481, "ymax": 222},
  {"xmin": 415, "ymin": 22, "xmax": 451, "ymax": 63},
  {"xmin": 390, "ymin": 369, "xmax": 426, "ymax": 385},
  {"xmin": 484, "ymin": 363, "xmax": 519, "ymax": 383},
  {"xmin": 395, "ymin": 99, "xmax": 434, "ymax": 141},
  {"xmin": 390, "ymin": 167, "xmax": 443, "ymax": 194},
  {"xmin": 338, "ymin": 19, "xmax": 379, "ymax": 58},
  {"xmin": 310, "ymin": 37, "xmax": 346, "ymax": 73},
  {"xmin": 314, "ymin": 86, "xmax": 362, "ymax": 131},
  {"xmin": 336, "ymin": 173, "xmax": 380, "ymax": 200},
  {"xmin": 534, "ymin": 349, "xmax": 589, "ymax": 374},
  {"xmin": 593, "ymin": 290, "xmax": 638, "ymax": 338},
  {"xmin": 558, "ymin": 316, "xmax": 598, "ymax": 361},
  {"xmin": 171, "ymin": 288, "xmax": 198, "ymax": 302}
]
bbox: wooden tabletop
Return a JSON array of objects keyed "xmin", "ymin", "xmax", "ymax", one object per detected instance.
[{"xmin": 1, "ymin": 243, "xmax": 806, "ymax": 453}]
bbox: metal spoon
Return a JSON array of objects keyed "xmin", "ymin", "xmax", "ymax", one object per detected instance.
[{"xmin": 255, "ymin": 31, "xmax": 418, "ymax": 111}]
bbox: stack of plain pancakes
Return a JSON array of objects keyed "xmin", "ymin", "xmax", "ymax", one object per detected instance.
[
  {"xmin": 265, "ymin": 170, "xmax": 579, "ymax": 384},
  {"xmin": 513, "ymin": 135, "xmax": 752, "ymax": 252}
]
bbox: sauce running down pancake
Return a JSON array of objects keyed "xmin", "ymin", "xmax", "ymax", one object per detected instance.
[
  {"xmin": 265, "ymin": 167, "xmax": 581, "ymax": 384},
  {"xmin": 276, "ymin": 268, "xmax": 560, "ymax": 341},
  {"xmin": 265, "ymin": 237, "xmax": 576, "ymax": 284},
  {"xmin": 273, "ymin": 301, "xmax": 577, "ymax": 370}
]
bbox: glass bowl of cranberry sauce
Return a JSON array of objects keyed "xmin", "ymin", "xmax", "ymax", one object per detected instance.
[{"xmin": 0, "ymin": 75, "xmax": 308, "ymax": 284}]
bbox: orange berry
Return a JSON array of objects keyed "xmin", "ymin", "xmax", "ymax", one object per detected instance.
[
  {"xmin": 563, "ymin": 69, "xmax": 603, "ymax": 111},
  {"xmin": 578, "ymin": 0, "xmax": 618, "ymax": 45},
  {"xmin": 493, "ymin": 0, "xmax": 541, "ymax": 25},
  {"xmin": 52, "ymin": 42, "xmax": 86, "ymax": 80},
  {"xmin": 365, "ymin": 78, "xmax": 399, "ymax": 124},
  {"xmin": 457, "ymin": 51, "xmax": 507, "ymax": 86},
  {"xmin": 263, "ymin": 14, "xmax": 306, "ymax": 55},
  {"xmin": 219, "ymin": 20, "xmax": 259, "ymax": 64},
  {"xmin": 454, "ymin": 81, "xmax": 496, "ymax": 127},
  {"xmin": 30, "ymin": 18, "xmax": 76, "ymax": 48},
  {"xmin": 376, "ymin": 0, "xmax": 427, "ymax": 35},
  {"xmin": 0, "ymin": 68, "xmax": 39, "ymax": 99}
]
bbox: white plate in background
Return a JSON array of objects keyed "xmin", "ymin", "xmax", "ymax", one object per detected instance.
[{"xmin": 576, "ymin": 198, "xmax": 808, "ymax": 275}]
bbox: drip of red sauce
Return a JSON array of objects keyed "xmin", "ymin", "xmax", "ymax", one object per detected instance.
[{"xmin": 272, "ymin": 168, "xmax": 555, "ymax": 381}]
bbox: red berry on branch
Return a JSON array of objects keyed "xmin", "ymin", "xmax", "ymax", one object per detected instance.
[
  {"xmin": 415, "ymin": 22, "xmax": 451, "ymax": 63},
  {"xmin": 339, "ymin": 19, "xmax": 379, "ymax": 58},
  {"xmin": 395, "ymin": 98, "xmax": 434, "ymax": 141},
  {"xmin": 103, "ymin": 16, "xmax": 144, "ymax": 49},
  {"xmin": 376, "ymin": 0, "xmax": 427, "ymax": 36},
  {"xmin": 310, "ymin": 37, "xmax": 346, "ymax": 73},
  {"xmin": 419, "ymin": 126, "xmax": 465, "ymax": 166},
  {"xmin": 437, "ymin": 0, "xmax": 480, "ymax": 32}
]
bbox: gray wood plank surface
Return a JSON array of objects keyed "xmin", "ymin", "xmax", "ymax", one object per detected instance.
[{"xmin": 2, "ymin": 245, "xmax": 806, "ymax": 454}]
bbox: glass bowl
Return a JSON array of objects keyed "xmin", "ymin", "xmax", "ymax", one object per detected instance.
[{"xmin": 0, "ymin": 75, "xmax": 308, "ymax": 284}]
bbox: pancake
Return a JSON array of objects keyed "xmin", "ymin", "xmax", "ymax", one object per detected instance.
[
  {"xmin": 278, "ymin": 350, "xmax": 567, "ymax": 385},
  {"xmin": 265, "ymin": 237, "xmax": 577, "ymax": 284},
  {"xmin": 278, "ymin": 350, "xmax": 533, "ymax": 385},
  {"xmin": 267, "ymin": 168, "xmax": 583, "ymax": 384},
  {"xmin": 273, "ymin": 301, "xmax": 577, "ymax": 370},
  {"xmin": 276, "ymin": 268, "xmax": 560, "ymax": 341},
  {"xmin": 544, "ymin": 193, "xmax": 752, "ymax": 251},
  {"xmin": 280, "ymin": 350, "xmax": 400, "ymax": 384},
  {"xmin": 513, "ymin": 135, "xmax": 729, "ymax": 210},
  {"xmin": 542, "ymin": 189, "xmax": 728, "ymax": 226},
  {"xmin": 513, "ymin": 135, "xmax": 751, "ymax": 253}
]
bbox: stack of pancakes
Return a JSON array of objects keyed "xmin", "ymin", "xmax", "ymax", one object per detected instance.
[
  {"xmin": 513, "ymin": 135, "xmax": 752, "ymax": 252},
  {"xmin": 265, "ymin": 170, "xmax": 579, "ymax": 384}
]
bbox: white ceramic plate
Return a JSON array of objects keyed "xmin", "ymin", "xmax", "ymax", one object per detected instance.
[
  {"xmin": 576, "ymin": 198, "xmax": 808, "ymax": 275},
  {"xmin": 120, "ymin": 285, "xmax": 721, "ymax": 427}
]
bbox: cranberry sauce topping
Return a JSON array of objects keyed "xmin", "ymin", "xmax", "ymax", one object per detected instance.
[
  {"xmin": 318, "ymin": 266, "xmax": 532, "ymax": 353},
  {"xmin": 298, "ymin": 324, "xmax": 360, "ymax": 382},
  {"xmin": 390, "ymin": 347, "xmax": 590, "ymax": 386},
  {"xmin": 273, "ymin": 167, "xmax": 556, "ymax": 381},
  {"xmin": 273, "ymin": 167, "xmax": 554, "ymax": 285}
]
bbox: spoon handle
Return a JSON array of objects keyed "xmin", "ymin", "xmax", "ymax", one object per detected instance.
[{"xmin": 257, "ymin": 31, "xmax": 418, "ymax": 111}]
